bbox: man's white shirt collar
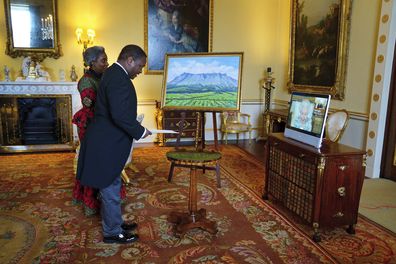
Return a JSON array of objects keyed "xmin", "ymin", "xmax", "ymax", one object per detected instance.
[{"xmin": 115, "ymin": 62, "xmax": 128, "ymax": 76}]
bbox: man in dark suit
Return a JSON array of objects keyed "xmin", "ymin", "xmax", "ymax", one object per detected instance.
[{"xmin": 77, "ymin": 44, "xmax": 151, "ymax": 244}]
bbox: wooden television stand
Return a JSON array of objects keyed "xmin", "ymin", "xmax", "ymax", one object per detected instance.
[{"xmin": 263, "ymin": 133, "xmax": 366, "ymax": 242}]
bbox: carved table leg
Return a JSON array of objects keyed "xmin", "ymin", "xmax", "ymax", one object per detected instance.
[{"xmin": 169, "ymin": 167, "xmax": 217, "ymax": 237}]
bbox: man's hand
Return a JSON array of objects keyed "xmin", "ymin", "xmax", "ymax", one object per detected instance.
[{"xmin": 142, "ymin": 129, "xmax": 152, "ymax": 139}]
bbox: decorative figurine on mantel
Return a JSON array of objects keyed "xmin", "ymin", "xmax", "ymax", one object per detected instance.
[
  {"xmin": 26, "ymin": 61, "xmax": 38, "ymax": 80},
  {"xmin": 70, "ymin": 65, "xmax": 78, "ymax": 82},
  {"xmin": 21, "ymin": 56, "xmax": 32, "ymax": 78},
  {"xmin": 35, "ymin": 62, "xmax": 51, "ymax": 81},
  {"xmin": 4, "ymin": 65, "xmax": 11, "ymax": 82}
]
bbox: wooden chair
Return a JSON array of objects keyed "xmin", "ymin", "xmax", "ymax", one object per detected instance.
[
  {"xmin": 325, "ymin": 109, "xmax": 349, "ymax": 143},
  {"xmin": 166, "ymin": 111, "xmax": 221, "ymax": 236},
  {"xmin": 220, "ymin": 111, "xmax": 252, "ymax": 144}
]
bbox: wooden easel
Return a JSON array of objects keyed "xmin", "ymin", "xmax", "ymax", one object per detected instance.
[{"xmin": 198, "ymin": 111, "xmax": 219, "ymax": 151}]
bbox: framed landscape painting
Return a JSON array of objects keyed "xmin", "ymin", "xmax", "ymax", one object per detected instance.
[
  {"xmin": 287, "ymin": 0, "xmax": 352, "ymax": 100},
  {"xmin": 161, "ymin": 52, "xmax": 243, "ymax": 111},
  {"xmin": 144, "ymin": 0, "xmax": 213, "ymax": 74}
]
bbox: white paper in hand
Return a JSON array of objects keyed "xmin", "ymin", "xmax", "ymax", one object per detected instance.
[{"xmin": 149, "ymin": 129, "xmax": 179, "ymax": 134}]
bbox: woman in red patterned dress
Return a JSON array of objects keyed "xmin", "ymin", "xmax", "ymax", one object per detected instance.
[{"xmin": 72, "ymin": 46, "xmax": 127, "ymax": 216}]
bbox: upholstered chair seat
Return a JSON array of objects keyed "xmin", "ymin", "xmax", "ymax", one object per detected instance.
[
  {"xmin": 325, "ymin": 109, "xmax": 349, "ymax": 143},
  {"xmin": 220, "ymin": 111, "xmax": 252, "ymax": 144}
]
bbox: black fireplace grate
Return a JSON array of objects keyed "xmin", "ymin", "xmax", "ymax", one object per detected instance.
[{"xmin": 18, "ymin": 98, "xmax": 58, "ymax": 145}]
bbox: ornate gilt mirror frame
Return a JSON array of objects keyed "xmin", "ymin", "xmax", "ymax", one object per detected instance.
[
  {"xmin": 287, "ymin": 0, "xmax": 352, "ymax": 100},
  {"xmin": 3, "ymin": 0, "xmax": 62, "ymax": 61}
]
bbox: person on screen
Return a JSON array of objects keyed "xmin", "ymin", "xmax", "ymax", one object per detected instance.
[{"xmin": 292, "ymin": 99, "xmax": 313, "ymax": 131}]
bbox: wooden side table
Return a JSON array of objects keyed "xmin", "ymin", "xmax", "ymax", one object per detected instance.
[
  {"xmin": 264, "ymin": 133, "xmax": 366, "ymax": 242},
  {"xmin": 167, "ymin": 112, "xmax": 220, "ymax": 237},
  {"xmin": 168, "ymin": 166, "xmax": 217, "ymax": 237}
]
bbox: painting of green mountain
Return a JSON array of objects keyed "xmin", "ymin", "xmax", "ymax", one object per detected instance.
[
  {"xmin": 164, "ymin": 72, "xmax": 239, "ymax": 109},
  {"xmin": 162, "ymin": 53, "xmax": 243, "ymax": 110}
]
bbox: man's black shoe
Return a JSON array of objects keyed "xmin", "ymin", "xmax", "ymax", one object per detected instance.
[
  {"xmin": 103, "ymin": 232, "xmax": 139, "ymax": 244},
  {"xmin": 121, "ymin": 222, "xmax": 138, "ymax": 231}
]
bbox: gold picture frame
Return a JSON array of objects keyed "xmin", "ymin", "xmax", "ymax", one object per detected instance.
[
  {"xmin": 3, "ymin": 0, "xmax": 62, "ymax": 61},
  {"xmin": 144, "ymin": 0, "xmax": 213, "ymax": 75},
  {"xmin": 161, "ymin": 52, "xmax": 243, "ymax": 111},
  {"xmin": 287, "ymin": 0, "xmax": 352, "ymax": 100}
]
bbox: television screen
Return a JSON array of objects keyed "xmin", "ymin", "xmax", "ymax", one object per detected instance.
[{"xmin": 284, "ymin": 92, "xmax": 331, "ymax": 148}]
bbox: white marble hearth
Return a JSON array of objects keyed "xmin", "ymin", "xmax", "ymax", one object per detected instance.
[{"xmin": 0, "ymin": 81, "xmax": 80, "ymax": 148}]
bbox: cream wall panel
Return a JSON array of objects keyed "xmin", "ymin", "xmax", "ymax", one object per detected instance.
[{"xmin": 213, "ymin": 0, "xmax": 281, "ymax": 100}]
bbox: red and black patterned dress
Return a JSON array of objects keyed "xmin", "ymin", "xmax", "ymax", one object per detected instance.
[{"xmin": 72, "ymin": 69, "xmax": 126, "ymax": 216}]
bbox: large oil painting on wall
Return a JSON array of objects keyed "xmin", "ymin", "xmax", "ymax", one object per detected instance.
[
  {"xmin": 161, "ymin": 52, "xmax": 243, "ymax": 111},
  {"xmin": 144, "ymin": 0, "xmax": 213, "ymax": 74},
  {"xmin": 287, "ymin": 0, "xmax": 352, "ymax": 100}
]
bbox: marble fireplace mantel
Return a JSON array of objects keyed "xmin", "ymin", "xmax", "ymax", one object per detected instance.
[{"xmin": 0, "ymin": 81, "xmax": 81, "ymax": 152}]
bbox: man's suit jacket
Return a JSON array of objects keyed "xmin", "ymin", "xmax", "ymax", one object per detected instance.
[{"xmin": 77, "ymin": 63, "xmax": 145, "ymax": 189}]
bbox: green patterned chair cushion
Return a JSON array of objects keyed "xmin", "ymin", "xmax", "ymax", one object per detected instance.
[{"xmin": 166, "ymin": 150, "xmax": 222, "ymax": 163}]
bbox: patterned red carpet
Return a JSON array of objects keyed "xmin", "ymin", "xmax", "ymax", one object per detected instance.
[{"xmin": 0, "ymin": 145, "xmax": 395, "ymax": 263}]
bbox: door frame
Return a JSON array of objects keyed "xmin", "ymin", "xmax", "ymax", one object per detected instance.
[
  {"xmin": 365, "ymin": 1, "xmax": 396, "ymax": 178},
  {"xmin": 381, "ymin": 39, "xmax": 396, "ymax": 181}
]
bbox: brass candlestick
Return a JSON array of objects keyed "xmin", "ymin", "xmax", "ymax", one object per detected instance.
[{"xmin": 263, "ymin": 67, "xmax": 275, "ymax": 112}]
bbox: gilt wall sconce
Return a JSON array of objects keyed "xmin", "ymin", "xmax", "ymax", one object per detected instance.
[{"xmin": 75, "ymin": 28, "xmax": 95, "ymax": 52}]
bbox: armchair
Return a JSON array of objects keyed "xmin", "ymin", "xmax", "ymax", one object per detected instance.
[
  {"xmin": 325, "ymin": 109, "xmax": 349, "ymax": 143},
  {"xmin": 220, "ymin": 111, "xmax": 252, "ymax": 144}
]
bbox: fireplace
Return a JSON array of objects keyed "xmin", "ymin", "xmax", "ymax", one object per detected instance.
[
  {"xmin": 0, "ymin": 81, "xmax": 80, "ymax": 153},
  {"xmin": 18, "ymin": 98, "xmax": 58, "ymax": 144},
  {"xmin": 0, "ymin": 95, "xmax": 73, "ymax": 152}
]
